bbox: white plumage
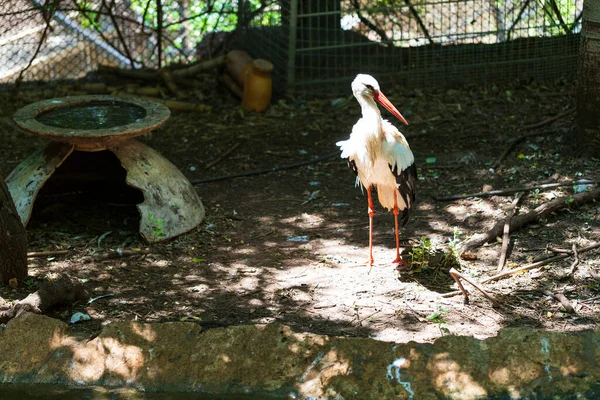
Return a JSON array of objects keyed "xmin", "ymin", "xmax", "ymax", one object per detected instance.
[{"xmin": 337, "ymin": 74, "xmax": 417, "ymax": 267}]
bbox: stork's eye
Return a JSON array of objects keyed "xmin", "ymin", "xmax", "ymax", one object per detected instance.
[{"xmin": 365, "ymin": 84, "xmax": 374, "ymax": 90}]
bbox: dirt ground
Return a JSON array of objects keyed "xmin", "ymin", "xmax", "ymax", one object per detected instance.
[{"xmin": 0, "ymin": 76, "xmax": 598, "ymax": 343}]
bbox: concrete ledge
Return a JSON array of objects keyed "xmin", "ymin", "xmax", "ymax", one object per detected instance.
[{"xmin": 1, "ymin": 313, "xmax": 599, "ymax": 399}]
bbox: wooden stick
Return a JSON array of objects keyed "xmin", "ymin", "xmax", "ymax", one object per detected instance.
[
  {"xmin": 497, "ymin": 193, "xmax": 524, "ymax": 271},
  {"xmin": 542, "ymin": 290, "xmax": 575, "ymax": 313},
  {"xmin": 524, "ymin": 108, "xmax": 575, "ymax": 130},
  {"xmin": 435, "ymin": 179, "xmax": 599, "ymax": 201},
  {"xmin": 97, "ymin": 64, "xmax": 159, "ymax": 80},
  {"xmin": 449, "ymin": 268, "xmax": 500, "ymax": 307},
  {"xmin": 462, "ymin": 189, "xmax": 600, "ymax": 252},
  {"xmin": 481, "ymin": 242, "xmax": 600, "ymax": 284},
  {"xmin": 82, "ymin": 249, "xmax": 155, "ymax": 263},
  {"xmin": 205, "ymin": 142, "xmax": 241, "ymax": 169},
  {"xmin": 171, "ymin": 55, "xmax": 226, "ymax": 78},
  {"xmin": 582, "ymin": 295, "xmax": 600, "ymax": 303},
  {"xmin": 220, "ymin": 72, "xmax": 243, "ymax": 98},
  {"xmin": 491, "ymin": 130, "xmax": 559, "ymax": 170},
  {"xmin": 568, "ymin": 244, "xmax": 580, "ymax": 276},
  {"xmin": 191, "ymin": 152, "xmax": 339, "ymax": 185},
  {"xmin": 159, "ymin": 67, "xmax": 183, "ymax": 97},
  {"xmin": 134, "ymin": 96, "xmax": 212, "ymax": 112},
  {"xmin": 27, "ymin": 250, "xmax": 69, "ymax": 258}
]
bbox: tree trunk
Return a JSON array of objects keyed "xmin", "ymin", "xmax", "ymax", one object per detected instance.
[
  {"xmin": 576, "ymin": 0, "xmax": 600, "ymax": 155},
  {"xmin": 0, "ymin": 171, "xmax": 27, "ymax": 284}
]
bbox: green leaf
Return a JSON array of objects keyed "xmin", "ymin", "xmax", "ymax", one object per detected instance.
[{"xmin": 425, "ymin": 157, "xmax": 437, "ymax": 164}]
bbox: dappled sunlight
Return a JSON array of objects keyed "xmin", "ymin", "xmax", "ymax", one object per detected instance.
[
  {"xmin": 131, "ymin": 324, "xmax": 157, "ymax": 342},
  {"xmin": 428, "ymin": 353, "xmax": 488, "ymax": 398},
  {"xmin": 296, "ymin": 347, "xmax": 351, "ymax": 399},
  {"xmin": 69, "ymin": 337, "xmax": 145, "ymax": 383}
]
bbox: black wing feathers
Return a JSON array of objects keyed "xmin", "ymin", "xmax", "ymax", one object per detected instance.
[{"xmin": 390, "ymin": 162, "xmax": 417, "ymax": 227}]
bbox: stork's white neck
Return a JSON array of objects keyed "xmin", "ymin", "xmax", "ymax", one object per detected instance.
[
  {"xmin": 356, "ymin": 94, "xmax": 383, "ymax": 136},
  {"xmin": 356, "ymin": 94, "xmax": 381, "ymax": 118}
]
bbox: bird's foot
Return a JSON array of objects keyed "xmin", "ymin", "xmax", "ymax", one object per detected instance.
[{"xmin": 392, "ymin": 256, "xmax": 409, "ymax": 271}]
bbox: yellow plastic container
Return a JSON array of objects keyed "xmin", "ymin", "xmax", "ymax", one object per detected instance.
[{"xmin": 242, "ymin": 59, "xmax": 274, "ymax": 112}]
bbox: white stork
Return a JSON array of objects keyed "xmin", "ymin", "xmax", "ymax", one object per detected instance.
[{"xmin": 337, "ymin": 74, "xmax": 417, "ymax": 268}]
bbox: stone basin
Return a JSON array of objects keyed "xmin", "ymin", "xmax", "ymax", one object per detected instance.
[
  {"xmin": 7, "ymin": 96, "xmax": 204, "ymax": 243},
  {"xmin": 13, "ymin": 95, "xmax": 170, "ymax": 151}
]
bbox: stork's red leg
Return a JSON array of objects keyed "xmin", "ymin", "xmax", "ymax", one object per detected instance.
[
  {"xmin": 392, "ymin": 190, "xmax": 408, "ymax": 268},
  {"xmin": 367, "ymin": 186, "xmax": 375, "ymax": 266}
]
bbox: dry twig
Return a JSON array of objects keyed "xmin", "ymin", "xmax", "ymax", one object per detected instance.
[
  {"xmin": 497, "ymin": 193, "xmax": 525, "ymax": 271},
  {"xmin": 461, "ymin": 189, "xmax": 600, "ymax": 252},
  {"xmin": 191, "ymin": 152, "xmax": 339, "ymax": 185},
  {"xmin": 491, "ymin": 130, "xmax": 559, "ymax": 170},
  {"xmin": 435, "ymin": 179, "xmax": 599, "ymax": 201},
  {"xmin": 481, "ymin": 242, "xmax": 600, "ymax": 284},
  {"xmin": 205, "ymin": 142, "xmax": 241, "ymax": 169},
  {"xmin": 449, "ymin": 268, "xmax": 500, "ymax": 307},
  {"xmin": 542, "ymin": 289, "xmax": 575, "ymax": 313},
  {"xmin": 568, "ymin": 244, "xmax": 580, "ymax": 276},
  {"xmin": 172, "ymin": 55, "xmax": 226, "ymax": 78},
  {"xmin": 82, "ymin": 249, "xmax": 156, "ymax": 263},
  {"xmin": 524, "ymin": 108, "xmax": 575, "ymax": 130},
  {"xmin": 27, "ymin": 250, "xmax": 69, "ymax": 258}
]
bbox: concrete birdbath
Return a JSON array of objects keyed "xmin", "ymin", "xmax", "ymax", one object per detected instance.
[{"xmin": 7, "ymin": 95, "xmax": 204, "ymax": 243}]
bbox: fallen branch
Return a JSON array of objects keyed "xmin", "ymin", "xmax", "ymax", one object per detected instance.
[
  {"xmin": 542, "ymin": 289, "xmax": 575, "ymax": 313},
  {"xmin": 435, "ymin": 179, "xmax": 599, "ymax": 201},
  {"xmin": 171, "ymin": 55, "xmax": 226, "ymax": 78},
  {"xmin": 462, "ymin": 189, "xmax": 600, "ymax": 252},
  {"xmin": 205, "ymin": 142, "xmax": 241, "ymax": 169},
  {"xmin": 135, "ymin": 96, "xmax": 212, "ymax": 112},
  {"xmin": 159, "ymin": 67, "xmax": 184, "ymax": 97},
  {"xmin": 568, "ymin": 244, "xmax": 580, "ymax": 276},
  {"xmin": 220, "ymin": 72, "xmax": 243, "ymax": 98},
  {"xmin": 497, "ymin": 193, "xmax": 525, "ymax": 271},
  {"xmin": 191, "ymin": 152, "xmax": 339, "ymax": 185},
  {"xmin": 27, "ymin": 250, "xmax": 69, "ymax": 258},
  {"xmin": 97, "ymin": 64, "xmax": 159, "ymax": 80},
  {"xmin": 0, "ymin": 275, "xmax": 88, "ymax": 324},
  {"xmin": 524, "ymin": 108, "xmax": 575, "ymax": 130},
  {"xmin": 491, "ymin": 130, "xmax": 559, "ymax": 170},
  {"xmin": 82, "ymin": 249, "xmax": 155, "ymax": 263},
  {"xmin": 481, "ymin": 242, "xmax": 600, "ymax": 284},
  {"xmin": 449, "ymin": 268, "xmax": 500, "ymax": 307}
]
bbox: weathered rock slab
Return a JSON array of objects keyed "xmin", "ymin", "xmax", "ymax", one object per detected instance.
[{"xmin": 1, "ymin": 313, "xmax": 599, "ymax": 399}]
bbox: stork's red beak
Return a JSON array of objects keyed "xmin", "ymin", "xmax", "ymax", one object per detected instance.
[{"xmin": 374, "ymin": 91, "xmax": 409, "ymax": 125}]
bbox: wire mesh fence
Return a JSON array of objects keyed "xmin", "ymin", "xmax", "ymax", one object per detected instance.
[{"xmin": 0, "ymin": 0, "xmax": 582, "ymax": 95}]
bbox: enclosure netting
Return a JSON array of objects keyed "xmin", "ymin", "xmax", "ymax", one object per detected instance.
[{"xmin": 0, "ymin": 0, "xmax": 582, "ymax": 95}]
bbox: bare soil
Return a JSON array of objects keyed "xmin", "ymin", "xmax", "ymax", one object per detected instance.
[{"xmin": 1, "ymin": 77, "xmax": 598, "ymax": 343}]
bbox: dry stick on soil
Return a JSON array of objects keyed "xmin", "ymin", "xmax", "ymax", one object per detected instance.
[
  {"xmin": 542, "ymin": 290, "xmax": 575, "ymax": 313},
  {"xmin": 492, "ymin": 130, "xmax": 560, "ymax": 170},
  {"xmin": 205, "ymin": 142, "xmax": 242, "ymax": 169},
  {"xmin": 0, "ymin": 275, "xmax": 89, "ymax": 324},
  {"xmin": 435, "ymin": 179, "xmax": 599, "ymax": 201},
  {"xmin": 481, "ymin": 242, "xmax": 600, "ymax": 284},
  {"xmin": 27, "ymin": 250, "xmax": 70, "ymax": 258},
  {"xmin": 462, "ymin": 188, "xmax": 600, "ymax": 252},
  {"xmin": 497, "ymin": 193, "xmax": 525, "ymax": 271},
  {"xmin": 191, "ymin": 152, "xmax": 340, "ymax": 185},
  {"xmin": 159, "ymin": 67, "xmax": 183, "ymax": 97},
  {"xmin": 82, "ymin": 249, "xmax": 156, "ymax": 263},
  {"xmin": 449, "ymin": 268, "xmax": 500, "ymax": 307},
  {"xmin": 172, "ymin": 55, "xmax": 226, "ymax": 78},
  {"xmin": 524, "ymin": 108, "xmax": 575, "ymax": 130},
  {"xmin": 568, "ymin": 244, "xmax": 580, "ymax": 276}
]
